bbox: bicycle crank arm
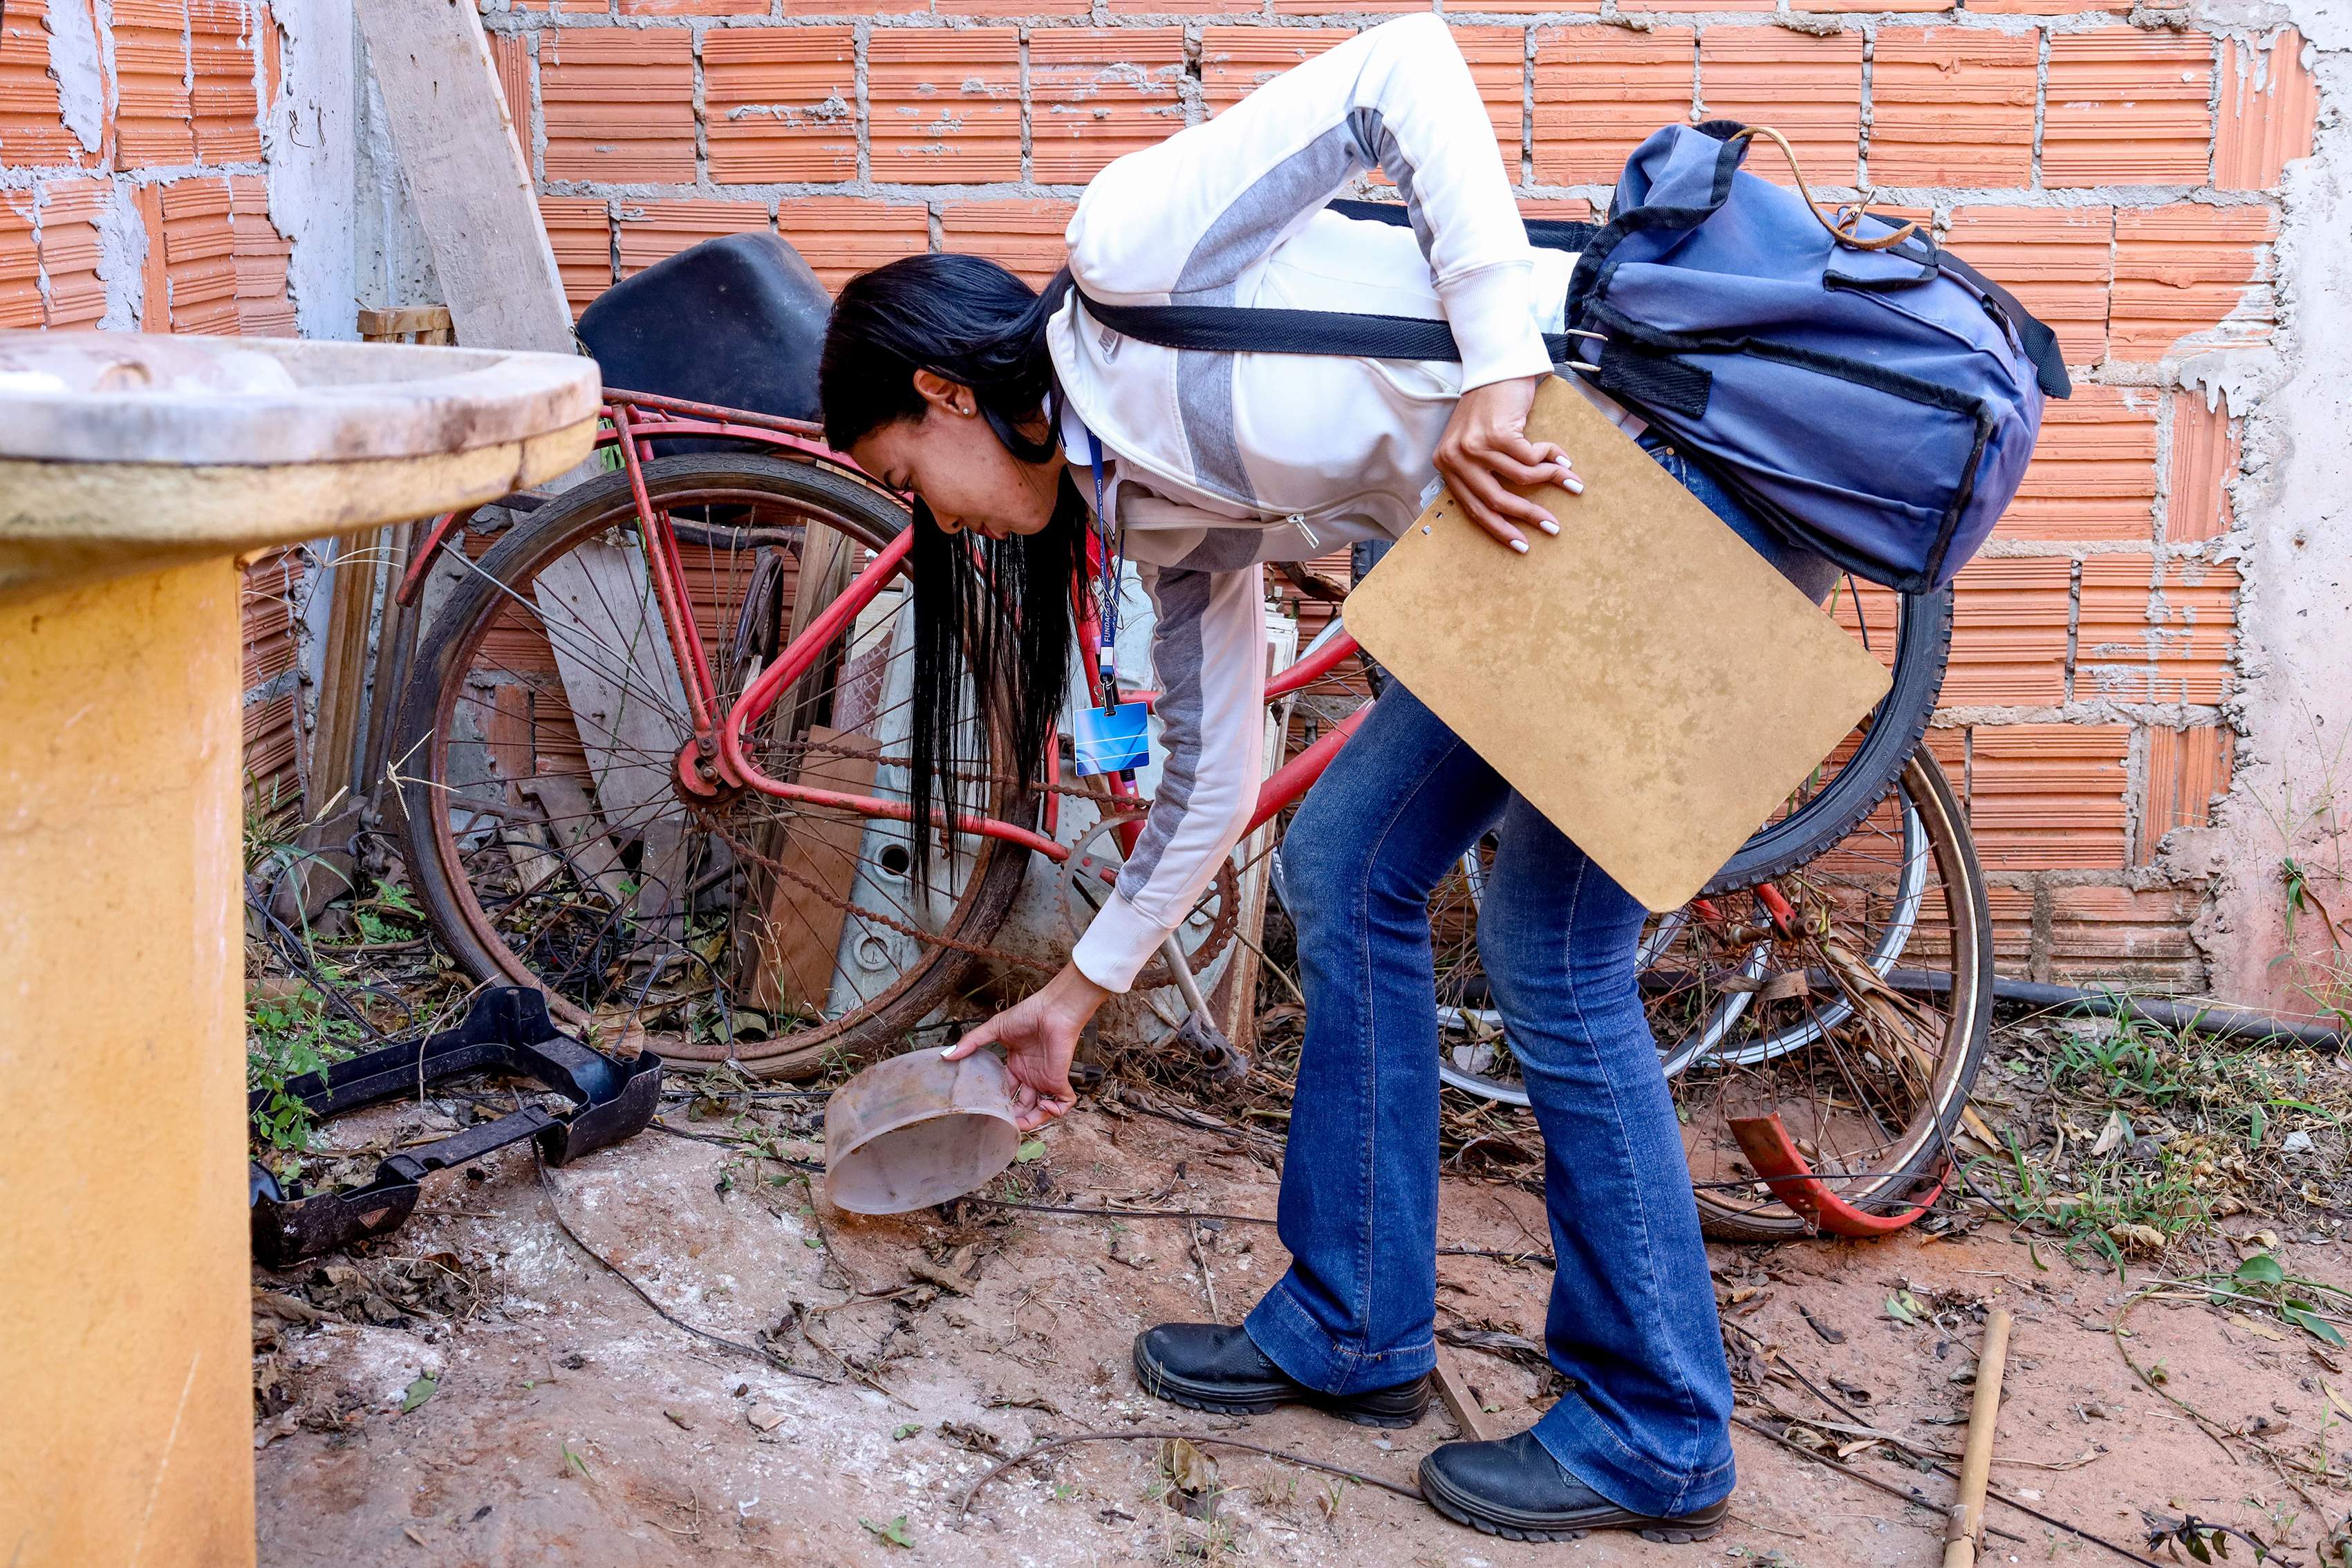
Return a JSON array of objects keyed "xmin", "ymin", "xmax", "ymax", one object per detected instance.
[{"xmin": 1159, "ymin": 934, "xmax": 1250, "ymax": 1085}]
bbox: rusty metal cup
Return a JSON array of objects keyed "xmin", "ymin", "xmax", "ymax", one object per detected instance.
[{"xmin": 823, "ymin": 1047, "xmax": 1022, "ymax": 1215}]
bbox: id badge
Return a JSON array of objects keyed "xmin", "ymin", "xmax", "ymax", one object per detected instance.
[{"xmin": 1072, "ymin": 701, "xmax": 1150, "ymax": 777}]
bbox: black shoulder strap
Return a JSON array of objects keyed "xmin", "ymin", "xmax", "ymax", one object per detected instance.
[{"xmin": 1073, "ymin": 199, "xmax": 1603, "ymax": 364}]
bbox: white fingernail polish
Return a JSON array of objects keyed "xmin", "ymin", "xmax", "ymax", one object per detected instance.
[
  {"xmin": 1509, "ymin": 538, "xmax": 1529, "ymax": 554},
  {"xmin": 1564, "ymin": 478, "xmax": 1586, "ymax": 494},
  {"xmin": 1539, "ymin": 519, "xmax": 1560, "ymax": 535}
]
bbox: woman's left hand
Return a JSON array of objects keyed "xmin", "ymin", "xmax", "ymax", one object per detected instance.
[{"xmin": 1433, "ymin": 374, "xmax": 1585, "ymax": 553}]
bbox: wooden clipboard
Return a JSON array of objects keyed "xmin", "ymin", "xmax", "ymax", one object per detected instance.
[{"xmin": 1341, "ymin": 377, "xmax": 1890, "ymax": 911}]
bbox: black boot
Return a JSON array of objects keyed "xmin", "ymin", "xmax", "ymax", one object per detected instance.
[
  {"xmin": 1419, "ymin": 1430, "xmax": 1729, "ymax": 1543},
  {"xmin": 1132, "ymin": 1323, "xmax": 1429, "ymax": 1429}
]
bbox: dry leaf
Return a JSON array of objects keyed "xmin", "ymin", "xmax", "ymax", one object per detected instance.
[
  {"xmin": 746, "ymin": 1405, "xmax": 789, "ymax": 1432},
  {"xmin": 2228, "ymin": 1313, "xmax": 2288, "ymax": 1343},
  {"xmin": 2091, "ymin": 1110, "xmax": 2127, "ymax": 1159},
  {"xmin": 1161, "ymin": 1437, "xmax": 1217, "ymax": 1495}
]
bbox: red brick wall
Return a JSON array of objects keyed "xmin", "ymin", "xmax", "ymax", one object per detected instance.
[
  {"xmin": 0, "ymin": 0, "xmax": 308, "ymax": 816},
  {"xmin": 480, "ymin": 0, "xmax": 2323, "ymax": 990}
]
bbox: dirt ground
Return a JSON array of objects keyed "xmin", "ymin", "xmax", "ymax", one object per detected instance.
[{"xmin": 252, "ymin": 1078, "xmax": 2352, "ymax": 1568}]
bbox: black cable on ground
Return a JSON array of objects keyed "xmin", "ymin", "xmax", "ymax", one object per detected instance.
[{"xmin": 1888, "ymin": 970, "xmax": 2344, "ymax": 1049}]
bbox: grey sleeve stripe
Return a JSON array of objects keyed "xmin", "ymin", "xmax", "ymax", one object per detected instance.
[
  {"xmin": 1168, "ymin": 123, "xmax": 1366, "ymax": 507},
  {"xmin": 1118, "ymin": 566, "xmax": 1215, "ymax": 890},
  {"xmin": 1345, "ymin": 106, "xmax": 1434, "ymax": 261}
]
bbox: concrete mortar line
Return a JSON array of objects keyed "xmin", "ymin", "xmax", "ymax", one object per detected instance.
[
  {"xmin": 1017, "ymin": 26, "xmax": 1032, "ymax": 187},
  {"xmin": 855, "ymin": 19, "xmax": 871, "ymax": 187},
  {"xmin": 2030, "ymin": 22, "xmax": 2050, "ymax": 189}
]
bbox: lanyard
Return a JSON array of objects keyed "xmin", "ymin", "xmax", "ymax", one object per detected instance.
[{"xmin": 1085, "ymin": 426, "xmax": 1123, "ymax": 706}]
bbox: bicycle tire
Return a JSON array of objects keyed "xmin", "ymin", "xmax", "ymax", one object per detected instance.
[
  {"xmin": 393, "ymin": 452, "xmax": 1034, "ymax": 1076},
  {"xmin": 1702, "ymin": 585, "xmax": 1952, "ymax": 894}
]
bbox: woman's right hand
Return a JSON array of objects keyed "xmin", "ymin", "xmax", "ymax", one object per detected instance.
[
  {"xmin": 942, "ymin": 962, "xmax": 1112, "ymax": 1131},
  {"xmin": 1433, "ymin": 374, "xmax": 1584, "ymax": 553}
]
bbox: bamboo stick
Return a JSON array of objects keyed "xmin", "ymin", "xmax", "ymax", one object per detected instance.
[{"xmin": 1942, "ymin": 1307, "xmax": 2015, "ymax": 1568}]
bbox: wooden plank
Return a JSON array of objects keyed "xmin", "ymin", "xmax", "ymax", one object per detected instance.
[
  {"xmin": 532, "ymin": 542, "xmax": 695, "ymax": 932},
  {"xmin": 1431, "ymin": 1348, "xmax": 1498, "ymax": 1443},
  {"xmin": 310, "ymin": 530, "xmax": 385, "ymax": 812},
  {"xmin": 518, "ymin": 772, "xmax": 631, "ymax": 910},
  {"xmin": 353, "ymin": 0, "xmax": 573, "ymax": 355},
  {"xmin": 750, "ymin": 725, "xmax": 881, "ymax": 1019}
]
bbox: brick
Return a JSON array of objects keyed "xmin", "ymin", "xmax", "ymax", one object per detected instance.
[
  {"xmin": 112, "ymin": 0, "xmax": 197, "ymax": 167},
  {"xmin": 932, "ymin": 0, "xmax": 1090, "ymax": 18},
  {"xmin": 158, "ymin": 176, "xmax": 239, "ymax": 335},
  {"xmin": 1966, "ymin": 724, "xmax": 2129, "ymax": 870},
  {"xmin": 1519, "ymin": 196, "xmax": 1596, "ymax": 227},
  {"xmin": 942, "ymin": 198, "xmax": 1076, "ymax": 286},
  {"xmin": 228, "ymin": 174, "xmax": 292, "ymax": 335},
  {"xmin": 1967, "ymin": 0, "xmax": 2109, "ymax": 13},
  {"xmin": 1795, "ymin": 0, "xmax": 1948, "ymax": 14},
  {"xmin": 488, "ymin": 30, "xmax": 532, "ymax": 167},
  {"xmin": 2077, "ymin": 554, "xmax": 2238, "ymax": 704},
  {"xmin": 1944, "ymin": 557, "xmax": 2071, "ymax": 707},
  {"xmin": 2150, "ymin": 556, "xmax": 2237, "ymax": 704},
  {"xmin": 0, "ymin": 0, "xmax": 89, "ymax": 166},
  {"xmin": 1462, "ymin": 0, "xmax": 1598, "ymax": 17},
  {"xmin": 33, "ymin": 177, "xmax": 109, "ymax": 326},
  {"xmin": 2043, "ymin": 30, "xmax": 2214, "ymax": 188},
  {"xmin": 2110, "ymin": 203, "xmax": 2275, "ymax": 360},
  {"xmin": 2047, "ymin": 885, "xmax": 2201, "ymax": 988},
  {"xmin": 1985, "ymin": 881, "xmax": 2035, "ymax": 977},
  {"xmin": 866, "ymin": 29, "xmax": 1022, "ymax": 185},
  {"xmin": 2000, "ymin": 384, "xmax": 2158, "ymax": 542},
  {"xmin": 1455, "ymin": 28, "xmax": 1529, "ymax": 179},
  {"xmin": 1867, "ymin": 29, "xmax": 2037, "ymax": 189},
  {"xmin": 190, "ymin": 0, "xmax": 263, "ymax": 164},
  {"xmin": 619, "ymin": 0, "xmax": 771, "ymax": 14},
  {"xmin": 539, "ymin": 196, "xmax": 613, "ymax": 319},
  {"xmin": 704, "ymin": 27, "xmax": 859, "ymax": 184},
  {"xmin": 1533, "ymin": 26, "xmax": 1693, "ymax": 187},
  {"xmin": 2138, "ymin": 723, "xmax": 2230, "ymax": 863},
  {"xmin": 1202, "ymin": 29, "xmax": 1350, "ymax": 114},
  {"xmin": 2216, "ymin": 29, "xmax": 2319, "ymax": 190},
  {"xmin": 778, "ymin": 196, "xmax": 929, "ymax": 290},
  {"xmin": 541, "ymin": 27, "xmax": 696, "ymax": 185},
  {"xmin": 617, "ymin": 198, "xmax": 771, "ymax": 278},
  {"xmin": 1697, "ymin": 28, "xmax": 1862, "ymax": 187},
  {"xmin": 1108, "ymin": 0, "xmax": 1269, "ymax": 12},
  {"xmin": 1027, "ymin": 30, "xmax": 1187, "ymax": 186},
  {"xmin": 1276, "ymin": 0, "xmax": 1425, "ymax": 12},
  {"xmin": 0, "ymin": 194, "xmax": 37, "ymax": 328},
  {"xmin": 1943, "ymin": 206, "xmax": 2111, "ymax": 366},
  {"xmin": 2164, "ymin": 393, "xmax": 2238, "ymax": 543}
]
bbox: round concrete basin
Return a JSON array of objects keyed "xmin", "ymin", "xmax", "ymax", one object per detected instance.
[{"xmin": 0, "ymin": 332, "xmax": 598, "ymax": 1567}]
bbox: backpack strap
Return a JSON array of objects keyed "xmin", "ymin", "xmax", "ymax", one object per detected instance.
[
  {"xmin": 1070, "ymin": 198, "xmax": 1605, "ymax": 364},
  {"xmin": 1934, "ymin": 249, "xmax": 2073, "ymax": 400}
]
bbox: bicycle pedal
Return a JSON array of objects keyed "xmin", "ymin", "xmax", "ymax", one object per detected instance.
[{"xmin": 1171, "ymin": 1013, "xmax": 1250, "ymax": 1085}]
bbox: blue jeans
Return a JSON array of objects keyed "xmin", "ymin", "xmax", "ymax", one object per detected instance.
[{"xmin": 1242, "ymin": 442, "xmax": 1810, "ymax": 1518}]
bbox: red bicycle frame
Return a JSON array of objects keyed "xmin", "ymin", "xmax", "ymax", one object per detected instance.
[{"xmin": 402, "ymin": 391, "xmax": 1372, "ymax": 871}]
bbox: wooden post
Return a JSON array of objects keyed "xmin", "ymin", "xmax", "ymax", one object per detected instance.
[{"xmin": 1943, "ymin": 1307, "xmax": 2013, "ymax": 1568}]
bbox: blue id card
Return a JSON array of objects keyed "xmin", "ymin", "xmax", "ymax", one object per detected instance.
[{"xmin": 1073, "ymin": 701, "xmax": 1150, "ymax": 777}]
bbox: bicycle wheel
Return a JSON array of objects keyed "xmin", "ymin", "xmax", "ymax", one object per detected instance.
[
  {"xmin": 393, "ymin": 452, "xmax": 1034, "ymax": 1076},
  {"xmin": 1429, "ymin": 749, "xmax": 1990, "ymax": 1241},
  {"xmin": 1661, "ymin": 747, "xmax": 1990, "ymax": 1240}
]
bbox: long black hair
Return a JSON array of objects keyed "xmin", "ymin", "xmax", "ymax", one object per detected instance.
[{"xmin": 819, "ymin": 253, "xmax": 1085, "ymax": 890}]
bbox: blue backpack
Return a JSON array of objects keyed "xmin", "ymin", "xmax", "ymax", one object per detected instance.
[{"xmin": 1075, "ymin": 120, "xmax": 2071, "ymax": 593}]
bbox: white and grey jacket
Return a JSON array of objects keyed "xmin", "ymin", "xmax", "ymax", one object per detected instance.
[{"xmin": 1045, "ymin": 15, "xmax": 1589, "ymax": 991}]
